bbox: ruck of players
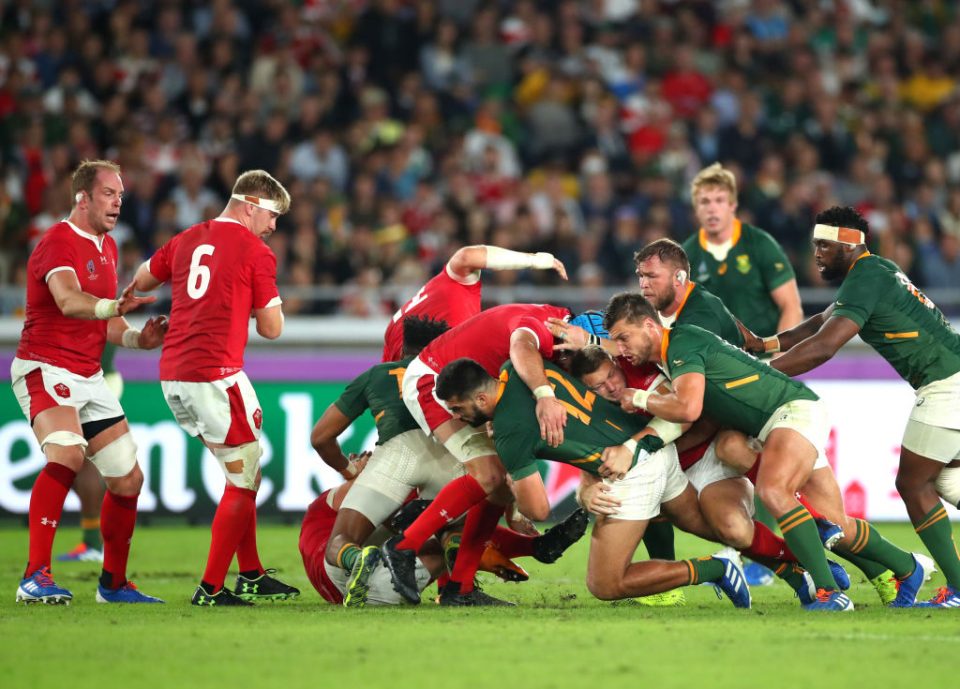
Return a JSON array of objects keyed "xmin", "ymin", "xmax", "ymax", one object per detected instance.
[{"xmin": 13, "ymin": 159, "xmax": 960, "ymax": 612}]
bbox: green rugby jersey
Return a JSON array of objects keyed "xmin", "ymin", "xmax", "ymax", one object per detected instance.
[
  {"xmin": 664, "ymin": 324, "xmax": 817, "ymax": 436},
  {"xmin": 333, "ymin": 356, "xmax": 420, "ymax": 445},
  {"xmin": 683, "ymin": 220, "xmax": 795, "ymax": 337},
  {"xmin": 833, "ymin": 253, "xmax": 960, "ymax": 389},
  {"xmin": 669, "ymin": 282, "xmax": 745, "ymax": 347},
  {"xmin": 492, "ymin": 361, "xmax": 649, "ymax": 480}
]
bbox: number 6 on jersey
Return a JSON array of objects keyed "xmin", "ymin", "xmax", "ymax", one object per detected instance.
[{"xmin": 187, "ymin": 244, "xmax": 215, "ymax": 299}]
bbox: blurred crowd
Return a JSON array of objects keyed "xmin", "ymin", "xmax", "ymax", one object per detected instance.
[{"xmin": 2, "ymin": 0, "xmax": 960, "ymax": 317}]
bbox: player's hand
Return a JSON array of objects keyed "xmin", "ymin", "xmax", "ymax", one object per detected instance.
[
  {"xmin": 619, "ymin": 387, "xmax": 642, "ymax": 413},
  {"xmin": 552, "ymin": 258, "xmax": 569, "ymax": 281},
  {"xmin": 118, "ymin": 281, "xmax": 157, "ymax": 315},
  {"xmin": 599, "ymin": 443, "xmax": 633, "ymax": 481},
  {"xmin": 347, "ymin": 451, "xmax": 371, "ymax": 475},
  {"xmin": 536, "ymin": 396, "xmax": 567, "ymax": 447},
  {"xmin": 505, "ymin": 503, "xmax": 540, "ymax": 536},
  {"xmin": 579, "ymin": 481, "xmax": 621, "ymax": 516},
  {"xmin": 138, "ymin": 315, "xmax": 169, "ymax": 349},
  {"xmin": 737, "ymin": 320, "xmax": 764, "ymax": 354},
  {"xmin": 545, "ymin": 317, "xmax": 589, "ymax": 351}
]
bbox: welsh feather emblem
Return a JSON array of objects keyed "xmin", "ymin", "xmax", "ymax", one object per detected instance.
[
  {"xmin": 252, "ymin": 408, "xmax": 263, "ymax": 429},
  {"xmin": 736, "ymin": 254, "xmax": 751, "ymax": 274},
  {"xmin": 54, "ymin": 383, "xmax": 70, "ymax": 398}
]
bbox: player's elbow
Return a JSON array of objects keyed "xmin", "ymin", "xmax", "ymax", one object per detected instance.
[
  {"xmin": 256, "ymin": 318, "xmax": 283, "ymax": 340},
  {"xmin": 675, "ymin": 400, "xmax": 702, "ymax": 424}
]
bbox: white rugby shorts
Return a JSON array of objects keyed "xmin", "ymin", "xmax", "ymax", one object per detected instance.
[
  {"xmin": 161, "ymin": 371, "xmax": 262, "ymax": 445},
  {"xmin": 10, "ymin": 357, "xmax": 123, "ymax": 424},
  {"xmin": 605, "ymin": 443, "xmax": 689, "ymax": 521}
]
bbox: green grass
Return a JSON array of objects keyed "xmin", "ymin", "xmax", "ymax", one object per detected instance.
[{"xmin": 0, "ymin": 522, "xmax": 954, "ymax": 689}]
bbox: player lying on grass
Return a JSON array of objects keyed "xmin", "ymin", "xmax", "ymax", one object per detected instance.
[
  {"xmin": 568, "ymin": 345, "xmax": 851, "ymax": 604},
  {"xmin": 299, "ymin": 477, "xmax": 586, "ymax": 607},
  {"xmin": 604, "ymin": 292, "xmax": 929, "ymax": 611},
  {"xmin": 310, "ymin": 315, "xmax": 586, "ymax": 606},
  {"xmin": 433, "ymin": 356, "xmax": 752, "ymax": 609},
  {"xmin": 741, "ymin": 205, "xmax": 960, "ymax": 609}
]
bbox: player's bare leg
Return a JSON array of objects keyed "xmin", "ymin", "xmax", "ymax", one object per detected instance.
[
  {"xmin": 755, "ymin": 428, "xmax": 842, "ymax": 603},
  {"xmin": 586, "ymin": 515, "xmax": 750, "ymax": 608}
]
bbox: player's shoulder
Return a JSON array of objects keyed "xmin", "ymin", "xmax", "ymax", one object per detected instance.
[
  {"xmin": 742, "ymin": 222, "xmax": 786, "ymax": 250},
  {"xmin": 681, "ymin": 233, "xmax": 699, "ymax": 252},
  {"xmin": 846, "ymin": 253, "xmax": 895, "ymax": 283}
]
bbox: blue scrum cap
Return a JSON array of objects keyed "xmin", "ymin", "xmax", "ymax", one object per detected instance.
[{"xmin": 569, "ymin": 310, "xmax": 608, "ymax": 339}]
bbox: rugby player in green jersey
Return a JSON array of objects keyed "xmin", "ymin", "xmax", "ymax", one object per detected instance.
[
  {"xmin": 682, "ymin": 163, "xmax": 802, "ymax": 338},
  {"xmin": 434, "ymin": 357, "xmax": 753, "ymax": 608},
  {"xmin": 604, "ymin": 292, "xmax": 928, "ymax": 610},
  {"xmin": 752, "ymin": 206, "xmax": 960, "ymax": 608}
]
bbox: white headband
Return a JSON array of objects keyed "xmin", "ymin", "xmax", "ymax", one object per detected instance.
[
  {"xmin": 813, "ymin": 223, "xmax": 865, "ymax": 246},
  {"xmin": 231, "ymin": 193, "xmax": 282, "ymax": 213}
]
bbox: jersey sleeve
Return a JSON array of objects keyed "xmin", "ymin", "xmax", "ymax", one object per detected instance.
[
  {"xmin": 493, "ymin": 424, "xmax": 542, "ymax": 480},
  {"xmin": 666, "ymin": 327, "xmax": 708, "ymax": 378},
  {"xmin": 31, "ymin": 234, "xmax": 77, "ymax": 282},
  {"xmin": 508, "ymin": 315, "xmax": 555, "ymax": 358},
  {"xmin": 147, "ymin": 238, "xmax": 174, "ymax": 284},
  {"xmin": 756, "ymin": 231, "xmax": 795, "ymax": 291},
  {"xmin": 832, "ymin": 264, "xmax": 883, "ymax": 328},
  {"xmin": 251, "ymin": 248, "xmax": 281, "ymax": 309},
  {"xmin": 332, "ymin": 369, "xmax": 372, "ymax": 421}
]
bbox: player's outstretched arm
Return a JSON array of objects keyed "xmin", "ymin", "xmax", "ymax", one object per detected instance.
[
  {"xmin": 511, "ymin": 472, "xmax": 551, "ymax": 521},
  {"xmin": 47, "ymin": 270, "xmax": 156, "ymax": 320},
  {"xmin": 545, "ymin": 317, "xmax": 619, "ymax": 356},
  {"xmin": 769, "ymin": 314, "xmax": 860, "ymax": 377},
  {"xmin": 448, "ymin": 245, "xmax": 568, "ymax": 282},
  {"xmin": 310, "ymin": 404, "xmax": 365, "ymax": 480}
]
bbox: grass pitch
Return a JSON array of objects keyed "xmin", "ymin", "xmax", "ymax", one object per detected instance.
[{"xmin": 0, "ymin": 522, "xmax": 954, "ymax": 689}]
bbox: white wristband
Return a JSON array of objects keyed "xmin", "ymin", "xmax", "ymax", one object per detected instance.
[
  {"xmin": 646, "ymin": 418, "xmax": 683, "ymax": 444},
  {"xmin": 339, "ymin": 462, "xmax": 358, "ymax": 479},
  {"xmin": 623, "ymin": 439, "xmax": 638, "ymax": 454},
  {"xmin": 121, "ymin": 328, "xmax": 142, "ymax": 349},
  {"xmin": 485, "ymin": 246, "xmax": 556, "ymax": 271},
  {"xmin": 533, "ymin": 385, "xmax": 555, "ymax": 400},
  {"xmin": 762, "ymin": 336, "xmax": 781, "ymax": 353},
  {"xmin": 94, "ymin": 298, "xmax": 119, "ymax": 320},
  {"xmin": 632, "ymin": 388, "xmax": 651, "ymax": 410}
]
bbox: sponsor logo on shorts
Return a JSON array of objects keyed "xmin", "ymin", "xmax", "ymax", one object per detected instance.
[
  {"xmin": 253, "ymin": 408, "xmax": 263, "ymax": 429},
  {"xmin": 53, "ymin": 383, "xmax": 70, "ymax": 398},
  {"xmin": 916, "ymin": 397, "xmax": 925, "ymax": 407}
]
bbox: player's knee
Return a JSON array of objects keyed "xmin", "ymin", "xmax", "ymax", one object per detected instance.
[
  {"xmin": 711, "ymin": 515, "xmax": 753, "ymax": 550},
  {"xmin": 213, "ymin": 441, "xmax": 262, "ymax": 490},
  {"xmin": 894, "ymin": 470, "xmax": 928, "ymax": 500},
  {"xmin": 40, "ymin": 431, "xmax": 87, "ymax": 471},
  {"xmin": 755, "ymin": 481, "xmax": 790, "ymax": 515},
  {"xmin": 935, "ymin": 467, "xmax": 960, "ymax": 508},
  {"xmin": 105, "ymin": 462, "xmax": 144, "ymax": 496},
  {"xmin": 585, "ymin": 571, "xmax": 624, "ymax": 601},
  {"xmin": 88, "ymin": 432, "xmax": 139, "ymax": 483},
  {"xmin": 466, "ymin": 460, "xmax": 505, "ymax": 494}
]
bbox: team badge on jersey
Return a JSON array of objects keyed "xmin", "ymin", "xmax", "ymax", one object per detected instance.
[
  {"xmin": 252, "ymin": 408, "xmax": 263, "ymax": 429},
  {"xmin": 86, "ymin": 259, "xmax": 96, "ymax": 275},
  {"xmin": 53, "ymin": 383, "xmax": 71, "ymax": 398},
  {"xmin": 736, "ymin": 254, "xmax": 751, "ymax": 274}
]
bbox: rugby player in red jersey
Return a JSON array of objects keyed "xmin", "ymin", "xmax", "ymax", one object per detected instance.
[
  {"xmin": 14, "ymin": 160, "xmax": 166, "ymax": 604},
  {"xmin": 382, "ymin": 245, "xmax": 567, "ymax": 362},
  {"xmin": 380, "ymin": 303, "xmax": 581, "ymax": 605},
  {"xmin": 128, "ymin": 169, "xmax": 299, "ymax": 606}
]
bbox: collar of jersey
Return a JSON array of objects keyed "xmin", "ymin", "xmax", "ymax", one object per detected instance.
[
  {"xmin": 673, "ymin": 282, "xmax": 697, "ymax": 319},
  {"xmin": 64, "ymin": 219, "xmax": 105, "ymax": 252},
  {"xmin": 660, "ymin": 328, "xmax": 671, "ymax": 366},
  {"xmin": 848, "ymin": 250, "xmax": 871, "ymax": 273},
  {"xmin": 214, "ymin": 216, "xmax": 244, "ymax": 227},
  {"xmin": 698, "ymin": 218, "xmax": 742, "ymax": 251},
  {"xmin": 497, "ymin": 369, "xmax": 509, "ymax": 405}
]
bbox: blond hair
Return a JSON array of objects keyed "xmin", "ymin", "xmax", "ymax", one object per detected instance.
[
  {"xmin": 71, "ymin": 160, "xmax": 122, "ymax": 205},
  {"xmin": 232, "ymin": 169, "xmax": 291, "ymax": 214},
  {"xmin": 690, "ymin": 162, "xmax": 737, "ymax": 202}
]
